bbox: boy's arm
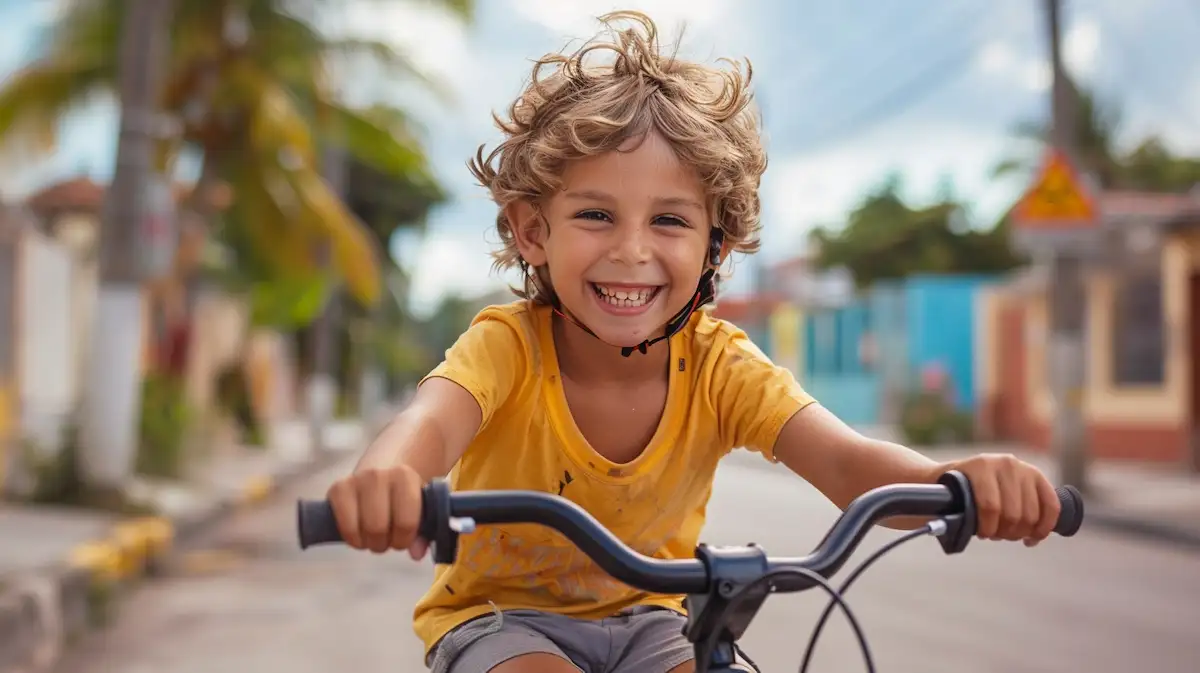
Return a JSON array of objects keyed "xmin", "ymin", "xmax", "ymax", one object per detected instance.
[
  {"xmin": 353, "ymin": 310, "xmax": 527, "ymax": 482},
  {"xmin": 771, "ymin": 404, "xmax": 1060, "ymax": 541},
  {"xmin": 771, "ymin": 404, "xmax": 939, "ymax": 529},
  {"xmin": 354, "ymin": 377, "xmax": 483, "ymax": 482}
]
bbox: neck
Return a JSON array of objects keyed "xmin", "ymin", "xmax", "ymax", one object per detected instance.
[{"xmin": 552, "ymin": 314, "xmax": 669, "ymax": 385}]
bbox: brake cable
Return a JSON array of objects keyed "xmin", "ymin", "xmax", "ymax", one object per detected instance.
[
  {"xmin": 698, "ymin": 520, "xmax": 943, "ymax": 673},
  {"xmin": 702, "ymin": 565, "xmax": 875, "ymax": 673},
  {"xmin": 797, "ymin": 523, "xmax": 939, "ymax": 673}
]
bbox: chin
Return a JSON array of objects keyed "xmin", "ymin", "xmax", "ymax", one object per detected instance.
[
  {"xmin": 604, "ymin": 312, "xmax": 685, "ymax": 348},
  {"xmin": 585, "ymin": 317, "xmax": 666, "ymax": 349}
]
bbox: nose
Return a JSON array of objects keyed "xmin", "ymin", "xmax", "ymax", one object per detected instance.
[{"xmin": 608, "ymin": 220, "xmax": 652, "ymax": 266}]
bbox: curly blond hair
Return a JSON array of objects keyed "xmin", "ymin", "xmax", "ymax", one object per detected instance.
[{"xmin": 469, "ymin": 10, "xmax": 767, "ymax": 302}]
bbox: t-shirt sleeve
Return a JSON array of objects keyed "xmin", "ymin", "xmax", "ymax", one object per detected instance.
[
  {"xmin": 419, "ymin": 312, "xmax": 528, "ymax": 430},
  {"xmin": 709, "ymin": 327, "xmax": 816, "ymax": 461}
]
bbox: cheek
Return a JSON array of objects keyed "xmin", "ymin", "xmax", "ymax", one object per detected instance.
[
  {"xmin": 667, "ymin": 245, "xmax": 707, "ymax": 284},
  {"xmin": 544, "ymin": 234, "xmax": 590, "ymax": 285}
]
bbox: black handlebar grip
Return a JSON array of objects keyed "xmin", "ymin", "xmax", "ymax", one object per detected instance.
[
  {"xmin": 1053, "ymin": 485, "xmax": 1084, "ymax": 537},
  {"xmin": 297, "ymin": 499, "xmax": 342, "ymax": 549}
]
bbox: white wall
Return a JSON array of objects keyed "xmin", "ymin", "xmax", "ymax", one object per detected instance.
[{"xmin": 17, "ymin": 228, "xmax": 75, "ymax": 454}]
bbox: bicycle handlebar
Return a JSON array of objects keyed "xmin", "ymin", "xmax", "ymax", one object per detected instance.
[{"xmin": 295, "ymin": 473, "xmax": 1084, "ymax": 596}]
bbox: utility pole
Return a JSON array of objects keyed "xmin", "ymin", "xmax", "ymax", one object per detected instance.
[
  {"xmin": 78, "ymin": 0, "xmax": 177, "ymax": 490},
  {"xmin": 1043, "ymin": 0, "xmax": 1090, "ymax": 492},
  {"xmin": 307, "ymin": 145, "xmax": 345, "ymax": 455}
]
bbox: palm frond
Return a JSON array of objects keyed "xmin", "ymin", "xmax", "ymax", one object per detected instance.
[{"xmin": 322, "ymin": 101, "xmax": 426, "ymax": 177}]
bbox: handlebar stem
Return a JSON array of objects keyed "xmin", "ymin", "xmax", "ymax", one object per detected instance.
[{"xmin": 684, "ymin": 544, "xmax": 771, "ymax": 672}]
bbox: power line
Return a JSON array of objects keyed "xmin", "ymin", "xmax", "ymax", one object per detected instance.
[
  {"xmin": 770, "ymin": 1, "xmax": 990, "ymax": 135},
  {"xmin": 775, "ymin": 6, "xmax": 993, "ymax": 156},
  {"xmin": 766, "ymin": 0, "xmax": 922, "ymax": 107}
]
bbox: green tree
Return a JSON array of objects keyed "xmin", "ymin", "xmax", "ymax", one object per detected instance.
[
  {"xmin": 1117, "ymin": 137, "xmax": 1200, "ymax": 192},
  {"xmin": 0, "ymin": 0, "xmax": 472, "ymax": 306},
  {"xmin": 809, "ymin": 176, "xmax": 1023, "ymax": 289},
  {"xmin": 421, "ymin": 293, "xmax": 480, "ymax": 360},
  {"xmin": 991, "ymin": 85, "xmax": 1124, "ymax": 189}
]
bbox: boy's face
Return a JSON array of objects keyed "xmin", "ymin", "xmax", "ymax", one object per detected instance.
[{"xmin": 512, "ymin": 132, "xmax": 712, "ymax": 348}]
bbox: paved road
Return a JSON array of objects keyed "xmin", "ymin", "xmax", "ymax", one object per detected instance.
[{"xmin": 56, "ymin": 454, "xmax": 1199, "ymax": 673}]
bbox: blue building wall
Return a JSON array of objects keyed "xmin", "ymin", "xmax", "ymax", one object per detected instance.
[
  {"xmin": 903, "ymin": 275, "xmax": 999, "ymax": 411},
  {"xmin": 796, "ymin": 274, "xmax": 1000, "ymax": 426}
]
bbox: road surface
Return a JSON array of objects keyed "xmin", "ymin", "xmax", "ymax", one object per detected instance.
[{"xmin": 56, "ymin": 454, "xmax": 1199, "ymax": 673}]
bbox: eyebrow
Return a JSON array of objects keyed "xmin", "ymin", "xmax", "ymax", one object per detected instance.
[{"xmin": 562, "ymin": 189, "xmax": 705, "ymax": 211}]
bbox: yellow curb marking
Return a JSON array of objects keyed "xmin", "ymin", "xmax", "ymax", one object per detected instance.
[
  {"xmin": 67, "ymin": 542, "xmax": 121, "ymax": 584},
  {"xmin": 241, "ymin": 474, "xmax": 274, "ymax": 505},
  {"xmin": 61, "ymin": 469, "xmax": 290, "ymax": 586},
  {"xmin": 66, "ymin": 517, "xmax": 176, "ymax": 585}
]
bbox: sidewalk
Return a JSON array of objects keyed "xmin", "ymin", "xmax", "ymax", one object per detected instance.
[
  {"xmin": 0, "ymin": 417, "xmax": 368, "ymax": 673},
  {"xmin": 726, "ymin": 427, "xmax": 1200, "ymax": 551},
  {"xmin": 969, "ymin": 446, "xmax": 1200, "ymax": 549}
]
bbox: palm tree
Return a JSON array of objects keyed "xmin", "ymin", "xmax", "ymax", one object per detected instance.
[
  {"xmin": 0, "ymin": 0, "xmax": 471, "ymax": 306},
  {"xmin": 992, "ymin": 81, "xmax": 1200, "ymax": 196},
  {"xmin": 991, "ymin": 85, "xmax": 1124, "ymax": 189},
  {"xmin": 0, "ymin": 0, "xmax": 471, "ymax": 489}
]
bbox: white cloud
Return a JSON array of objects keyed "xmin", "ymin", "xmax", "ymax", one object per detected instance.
[
  {"xmin": 339, "ymin": 2, "xmax": 473, "ymax": 84},
  {"xmin": 975, "ymin": 39, "xmax": 1049, "ymax": 93},
  {"xmin": 976, "ymin": 41, "xmax": 1016, "ymax": 76},
  {"xmin": 401, "ymin": 227, "xmax": 518, "ymax": 316},
  {"xmin": 974, "ymin": 14, "xmax": 1101, "ymax": 93},
  {"xmin": 1064, "ymin": 17, "xmax": 1101, "ymax": 79},
  {"xmin": 1021, "ymin": 61, "xmax": 1052, "ymax": 93}
]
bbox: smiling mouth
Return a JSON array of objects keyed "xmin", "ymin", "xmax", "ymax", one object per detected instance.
[{"xmin": 590, "ymin": 283, "xmax": 662, "ymax": 309}]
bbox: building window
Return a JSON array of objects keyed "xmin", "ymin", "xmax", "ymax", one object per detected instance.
[{"xmin": 1111, "ymin": 270, "xmax": 1165, "ymax": 385}]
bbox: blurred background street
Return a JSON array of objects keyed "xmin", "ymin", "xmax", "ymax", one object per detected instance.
[{"xmin": 1, "ymin": 0, "xmax": 1199, "ymax": 671}]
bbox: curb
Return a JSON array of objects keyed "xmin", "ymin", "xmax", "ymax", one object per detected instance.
[{"xmin": 0, "ymin": 448, "xmax": 347, "ymax": 673}]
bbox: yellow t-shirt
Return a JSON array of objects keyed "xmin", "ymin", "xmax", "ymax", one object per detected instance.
[{"xmin": 412, "ymin": 300, "xmax": 815, "ymax": 654}]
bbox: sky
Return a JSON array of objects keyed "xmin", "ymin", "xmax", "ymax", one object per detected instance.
[{"xmin": 2, "ymin": 0, "xmax": 1199, "ymax": 316}]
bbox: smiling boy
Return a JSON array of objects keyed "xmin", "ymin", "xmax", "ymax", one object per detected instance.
[{"xmin": 325, "ymin": 11, "xmax": 1063, "ymax": 673}]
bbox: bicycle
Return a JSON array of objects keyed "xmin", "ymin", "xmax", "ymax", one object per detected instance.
[{"xmin": 295, "ymin": 470, "xmax": 1084, "ymax": 672}]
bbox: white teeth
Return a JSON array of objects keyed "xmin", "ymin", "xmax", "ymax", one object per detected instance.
[{"xmin": 594, "ymin": 284, "xmax": 657, "ymax": 308}]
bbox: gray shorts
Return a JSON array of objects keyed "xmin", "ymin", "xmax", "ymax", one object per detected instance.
[{"xmin": 426, "ymin": 605, "xmax": 694, "ymax": 673}]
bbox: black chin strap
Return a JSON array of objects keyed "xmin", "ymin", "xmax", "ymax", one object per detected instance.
[{"xmin": 549, "ymin": 267, "xmax": 718, "ymax": 357}]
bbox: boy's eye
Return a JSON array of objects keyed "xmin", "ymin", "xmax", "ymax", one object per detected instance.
[
  {"xmin": 654, "ymin": 215, "xmax": 689, "ymax": 227},
  {"xmin": 575, "ymin": 210, "xmax": 611, "ymax": 222},
  {"xmin": 571, "ymin": 210, "xmax": 689, "ymax": 227}
]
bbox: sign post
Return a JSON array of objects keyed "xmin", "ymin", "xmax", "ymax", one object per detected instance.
[{"xmin": 1011, "ymin": 146, "xmax": 1096, "ymax": 493}]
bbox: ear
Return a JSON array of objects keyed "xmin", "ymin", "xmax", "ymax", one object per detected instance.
[
  {"xmin": 505, "ymin": 199, "xmax": 548, "ymax": 268},
  {"xmin": 710, "ymin": 227, "xmax": 732, "ymax": 267}
]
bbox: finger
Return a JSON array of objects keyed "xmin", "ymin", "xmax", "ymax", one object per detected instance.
[
  {"xmin": 1018, "ymin": 473, "xmax": 1042, "ymax": 542},
  {"xmin": 973, "ymin": 471, "xmax": 1002, "ymax": 539},
  {"xmin": 1033, "ymin": 475, "xmax": 1061, "ymax": 541},
  {"xmin": 995, "ymin": 468, "xmax": 1026, "ymax": 540},
  {"xmin": 409, "ymin": 538, "xmax": 429, "ymax": 561},
  {"xmin": 358, "ymin": 471, "xmax": 392, "ymax": 554},
  {"xmin": 327, "ymin": 480, "xmax": 363, "ymax": 550},
  {"xmin": 389, "ymin": 471, "xmax": 418, "ymax": 550}
]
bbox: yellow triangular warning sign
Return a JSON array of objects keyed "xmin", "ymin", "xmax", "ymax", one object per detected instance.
[{"xmin": 1013, "ymin": 148, "xmax": 1096, "ymax": 227}]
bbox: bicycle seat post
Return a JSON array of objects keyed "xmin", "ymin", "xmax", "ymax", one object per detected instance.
[{"xmin": 683, "ymin": 544, "xmax": 770, "ymax": 673}]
